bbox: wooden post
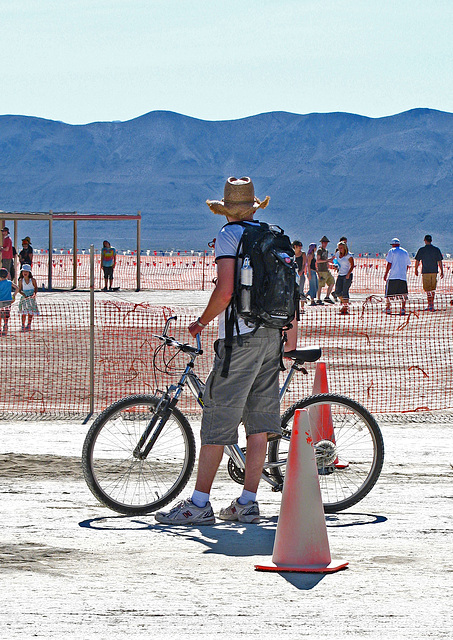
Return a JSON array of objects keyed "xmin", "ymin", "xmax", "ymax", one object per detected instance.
[
  {"xmin": 13, "ymin": 219, "xmax": 18, "ymax": 282},
  {"xmin": 48, "ymin": 211, "xmax": 53, "ymax": 290},
  {"xmin": 73, "ymin": 217, "xmax": 77, "ymax": 290},
  {"xmin": 136, "ymin": 211, "xmax": 141, "ymax": 292},
  {"xmin": 202, "ymin": 251, "xmax": 206, "ymax": 291},
  {"xmin": 89, "ymin": 244, "xmax": 95, "ymax": 417}
]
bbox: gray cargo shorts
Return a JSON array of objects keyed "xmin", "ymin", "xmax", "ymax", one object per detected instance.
[{"xmin": 200, "ymin": 327, "xmax": 282, "ymax": 445}]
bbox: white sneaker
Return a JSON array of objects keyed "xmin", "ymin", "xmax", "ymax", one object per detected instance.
[
  {"xmin": 155, "ymin": 498, "xmax": 215, "ymax": 525},
  {"xmin": 218, "ymin": 498, "xmax": 260, "ymax": 524}
]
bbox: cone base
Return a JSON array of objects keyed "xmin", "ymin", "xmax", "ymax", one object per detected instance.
[
  {"xmin": 334, "ymin": 460, "xmax": 350, "ymax": 469},
  {"xmin": 255, "ymin": 561, "xmax": 348, "ymax": 574}
]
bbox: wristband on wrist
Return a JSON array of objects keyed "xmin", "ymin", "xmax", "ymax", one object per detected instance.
[{"xmin": 196, "ymin": 317, "xmax": 207, "ymax": 328}]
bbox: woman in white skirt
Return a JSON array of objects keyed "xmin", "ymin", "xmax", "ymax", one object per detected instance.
[
  {"xmin": 333, "ymin": 242, "xmax": 355, "ymax": 315},
  {"xmin": 18, "ymin": 264, "xmax": 39, "ymax": 331}
]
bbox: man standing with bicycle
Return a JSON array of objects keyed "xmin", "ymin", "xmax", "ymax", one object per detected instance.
[{"xmin": 155, "ymin": 177, "xmax": 282, "ymax": 526}]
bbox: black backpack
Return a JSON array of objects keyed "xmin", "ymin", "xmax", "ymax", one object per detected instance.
[{"xmin": 221, "ymin": 221, "xmax": 299, "ymax": 377}]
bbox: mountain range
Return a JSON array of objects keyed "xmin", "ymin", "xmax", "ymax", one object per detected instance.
[{"xmin": 0, "ymin": 108, "xmax": 452, "ymax": 253}]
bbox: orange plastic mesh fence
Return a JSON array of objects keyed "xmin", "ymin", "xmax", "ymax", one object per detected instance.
[
  {"xmin": 25, "ymin": 254, "xmax": 453, "ymax": 294},
  {"xmin": 29, "ymin": 253, "xmax": 216, "ymax": 290},
  {"xmin": 1, "ymin": 294, "xmax": 452, "ymax": 418}
]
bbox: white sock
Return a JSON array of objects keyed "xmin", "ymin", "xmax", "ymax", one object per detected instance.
[
  {"xmin": 238, "ymin": 489, "xmax": 256, "ymax": 505},
  {"xmin": 191, "ymin": 490, "xmax": 210, "ymax": 508}
]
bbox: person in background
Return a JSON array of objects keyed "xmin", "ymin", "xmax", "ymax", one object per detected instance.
[
  {"xmin": 316, "ymin": 235, "xmax": 335, "ymax": 304},
  {"xmin": 0, "ymin": 227, "xmax": 13, "ymax": 275},
  {"xmin": 292, "ymin": 240, "xmax": 307, "ymax": 299},
  {"xmin": 333, "ymin": 241, "xmax": 354, "ymax": 315},
  {"xmin": 101, "ymin": 240, "xmax": 117, "ymax": 291},
  {"xmin": 384, "ymin": 238, "xmax": 412, "ymax": 316},
  {"xmin": 0, "ymin": 268, "xmax": 18, "ymax": 336},
  {"xmin": 330, "ymin": 236, "xmax": 349, "ymax": 302},
  {"xmin": 19, "ymin": 237, "xmax": 33, "ymax": 269},
  {"xmin": 335, "ymin": 235, "xmax": 348, "ymax": 300},
  {"xmin": 11, "ymin": 244, "xmax": 17, "ymax": 281},
  {"xmin": 18, "ymin": 264, "xmax": 39, "ymax": 332},
  {"xmin": 306, "ymin": 242, "xmax": 318, "ymax": 305},
  {"xmin": 414, "ymin": 234, "xmax": 443, "ymax": 311}
]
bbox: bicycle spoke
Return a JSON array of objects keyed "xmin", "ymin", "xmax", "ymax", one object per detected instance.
[
  {"xmin": 268, "ymin": 394, "xmax": 384, "ymax": 512},
  {"xmin": 82, "ymin": 396, "xmax": 196, "ymax": 514}
]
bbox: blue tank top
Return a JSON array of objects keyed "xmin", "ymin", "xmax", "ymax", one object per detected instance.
[{"xmin": 0, "ymin": 279, "xmax": 12, "ymax": 302}]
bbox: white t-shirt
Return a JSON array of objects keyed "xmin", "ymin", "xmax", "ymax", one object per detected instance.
[
  {"xmin": 334, "ymin": 252, "xmax": 353, "ymax": 276},
  {"xmin": 215, "ymin": 221, "xmax": 260, "ymax": 339},
  {"xmin": 386, "ymin": 246, "xmax": 412, "ymax": 280}
]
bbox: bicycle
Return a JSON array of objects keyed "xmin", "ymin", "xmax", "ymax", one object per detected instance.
[{"xmin": 82, "ymin": 316, "xmax": 384, "ymax": 516}]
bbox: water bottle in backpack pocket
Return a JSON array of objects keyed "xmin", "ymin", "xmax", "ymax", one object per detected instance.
[{"xmin": 240, "ymin": 256, "xmax": 253, "ymax": 313}]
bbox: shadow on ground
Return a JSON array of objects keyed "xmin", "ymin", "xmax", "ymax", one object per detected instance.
[{"xmin": 78, "ymin": 512, "xmax": 387, "ymax": 590}]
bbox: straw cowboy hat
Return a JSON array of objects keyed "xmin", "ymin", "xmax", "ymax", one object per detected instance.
[{"xmin": 206, "ymin": 177, "xmax": 270, "ymax": 220}]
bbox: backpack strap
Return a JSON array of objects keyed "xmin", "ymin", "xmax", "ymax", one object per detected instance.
[
  {"xmin": 221, "ymin": 304, "xmax": 242, "ymax": 378},
  {"xmin": 279, "ymin": 330, "xmax": 287, "ymax": 372},
  {"xmin": 219, "ymin": 221, "xmax": 250, "ymax": 378}
]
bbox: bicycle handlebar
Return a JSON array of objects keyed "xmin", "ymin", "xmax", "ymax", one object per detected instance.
[{"xmin": 153, "ymin": 316, "xmax": 203, "ymax": 356}]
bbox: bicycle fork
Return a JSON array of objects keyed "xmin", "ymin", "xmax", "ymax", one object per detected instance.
[
  {"xmin": 133, "ymin": 394, "xmax": 176, "ymax": 460},
  {"xmin": 133, "ymin": 359, "xmax": 200, "ymax": 460}
]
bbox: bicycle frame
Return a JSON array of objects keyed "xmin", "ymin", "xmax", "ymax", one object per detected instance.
[{"xmin": 153, "ymin": 316, "xmax": 304, "ymax": 489}]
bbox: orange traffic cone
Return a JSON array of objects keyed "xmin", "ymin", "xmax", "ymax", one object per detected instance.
[
  {"xmin": 310, "ymin": 362, "xmax": 335, "ymax": 443},
  {"xmin": 312, "ymin": 360, "xmax": 329, "ymax": 394},
  {"xmin": 255, "ymin": 409, "xmax": 348, "ymax": 573},
  {"xmin": 310, "ymin": 362, "xmax": 349, "ymax": 469}
]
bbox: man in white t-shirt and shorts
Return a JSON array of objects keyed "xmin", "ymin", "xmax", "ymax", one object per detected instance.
[
  {"xmin": 384, "ymin": 237, "xmax": 412, "ymax": 315},
  {"xmin": 155, "ymin": 177, "xmax": 282, "ymax": 526}
]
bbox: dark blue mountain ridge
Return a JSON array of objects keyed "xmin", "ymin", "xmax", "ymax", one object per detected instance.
[{"xmin": 0, "ymin": 108, "xmax": 452, "ymax": 253}]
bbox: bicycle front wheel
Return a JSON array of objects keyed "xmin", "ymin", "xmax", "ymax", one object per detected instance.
[
  {"xmin": 82, "ymin": 395, "xmax": 196, "ymax": 515},
  {"xmin": 268, "ymin": 393, "xmax": 384, "ymax": 513}
]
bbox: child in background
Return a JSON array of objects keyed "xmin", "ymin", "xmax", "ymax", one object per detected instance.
[
  {"xmin": 18, "ymin": 264, "xmax": 39, "ymax": 332},
  {"xmin": 0, "ymin": 268, "xmax": 18, "ymax": 336},
  {"xmin": 19, "ymin": 236, "xmax": 33, "ymax": 268}
]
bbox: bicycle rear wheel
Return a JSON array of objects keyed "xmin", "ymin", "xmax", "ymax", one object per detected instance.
[
  {"xmin": 268, "ymin": 393, "xmax": 384, "ymax": 512},
  {"xmin": 82, "ymin": 395, "xmax": 196, "ymax": 515}
]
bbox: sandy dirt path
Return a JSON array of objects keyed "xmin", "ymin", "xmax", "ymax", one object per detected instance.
[{"xmin": 1, "ymin": 416, "xmax": 453, "ymax": 639}]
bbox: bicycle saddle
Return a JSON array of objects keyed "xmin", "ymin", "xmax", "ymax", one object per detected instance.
[{"xmin": 283, "ymin": 346, "xmax": 322, "ymax": 363}]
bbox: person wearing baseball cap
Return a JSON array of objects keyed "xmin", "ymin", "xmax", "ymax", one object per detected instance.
[
  {"xmin": 384, "ymin": 238, "xmax": 412, "ymax": 315},
  {"xmin": 315, "ymin": 235, "xmax": 335, "ymax": 304}
]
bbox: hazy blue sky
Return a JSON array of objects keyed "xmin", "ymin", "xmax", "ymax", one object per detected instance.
[{"xmin": 1, "ymin": 0, "xmax": 452, "ymax": 124}]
